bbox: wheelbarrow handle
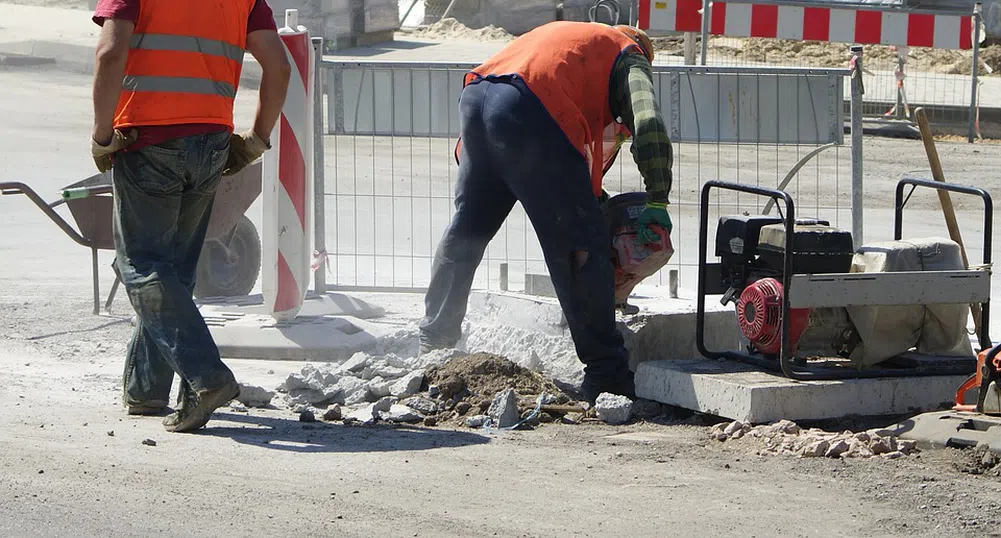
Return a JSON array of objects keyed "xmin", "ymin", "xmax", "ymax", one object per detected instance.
[{"xmin": 0, "ymin": 181, "xmax": 92, "ymax": 248}]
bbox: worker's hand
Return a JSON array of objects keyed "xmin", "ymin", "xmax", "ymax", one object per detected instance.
[
  {"xmin": 223, "ymin": 129, "xmax": 271, "ymax": 176},
  {"xmin": 91, "ymin": 129, "xmax": 138, "ymax": 173},
  {"xmin": 636, "ymin": 201, "xmax": 672, "ymax": 245}
]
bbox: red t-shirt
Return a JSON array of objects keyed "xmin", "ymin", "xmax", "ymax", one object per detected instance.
[{"xmin": 93, "ymin": 0, "xmax": 278, "ymax": 150}]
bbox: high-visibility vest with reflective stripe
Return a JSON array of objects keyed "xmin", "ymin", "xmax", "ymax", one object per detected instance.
[
  {"xmin": 458, "ymin": 22, "xmax": 642, "ymax": 197},
  {"xmin": 113, "ymin": 0, "xmax": 256, "ymax": 130}
]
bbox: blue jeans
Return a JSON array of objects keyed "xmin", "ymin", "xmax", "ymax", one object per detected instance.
[
  {"xmin": 113, "ymin": 131, "xmax": 237, "ymax": 406},
  {"xmin": 420, "ymin": 79, "xmax": 629, "ymax": 378}
]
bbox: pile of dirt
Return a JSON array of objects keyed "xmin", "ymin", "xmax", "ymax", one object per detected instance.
[
  {"xmin": 705, "ymin": 37, "xmax": 1000, "ymax": 76},
  {"xmin": 711, "ymin": 419, "xmax": 919, "ymax": 459},
  {"xmin": 955, "ymin": 445, "xmax": 1001, "ymax": 476},
  {"xmin": 411, "ymin": 18, "xmax": 514, "ymax": 42},
  {"xmin": 425, "ymin": 352, "xmax": 569, "ymax": 401}
]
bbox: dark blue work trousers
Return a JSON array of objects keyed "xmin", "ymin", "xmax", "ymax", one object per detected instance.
[
  {"xmin": 113, "ymin": 131, "xmax": 237, "ymax": 407},
  {"xmin": 420, "ymin": 78, "xmax": 629, "ymax": 378}
]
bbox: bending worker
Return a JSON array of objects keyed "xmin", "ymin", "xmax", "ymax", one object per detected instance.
[
  {"xmin": 91, "ymin": 0, "xmax": 290, "ymax": 432},
  {"xmin": 419, "ymin": 22, "xmax": 674, "ymax": 402}
]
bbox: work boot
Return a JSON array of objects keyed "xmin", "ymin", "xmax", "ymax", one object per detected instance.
[
  {"xmin": 162, "ymin": 378, "xmax": 240, "ymax": 433},
  {"xmin": 126, "ymin": 399, "xmax": 169, "ymax": 416},
  {"xmin": 580, "ymin": 367, "xmax": 636, "ymax": 405},
  {"xmin": 418, "ymin": 332, "xmax": 457, "ymax": 356}
]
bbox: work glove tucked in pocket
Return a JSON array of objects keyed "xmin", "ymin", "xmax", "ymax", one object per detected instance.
[
  {"xmin": 223, "ymin": 129, "xmax": 270, "ymax": 176},
  {"xmin": 91, "ymin": 129, "xmax": 138, "ymax": 173}
]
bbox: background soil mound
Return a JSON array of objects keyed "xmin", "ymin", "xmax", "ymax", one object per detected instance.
[{"xmin": 425, "ymin": 352, "xmax": 569, "ymax": 402}]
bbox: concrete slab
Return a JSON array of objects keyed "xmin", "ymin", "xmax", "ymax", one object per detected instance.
[
  {"xmin": 883, "ymin": 411, "xmax": 1001, "ymax": 453},
  {"xmin": 201, "ymin": 313, "xmax": 391, "ymax": 361},
  {"xmin": 197, "ymin": 291, "xmax": 386, "ymax": 319},
  {"xmin": 635, "ymin": 358, "xmax": 968, "ymax": 424}
]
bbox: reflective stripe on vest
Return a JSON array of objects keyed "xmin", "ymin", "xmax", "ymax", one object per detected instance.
[
  {"xmin": 130, "ymin": 34, "xmax": 246, "ymax": 62},
  {"xmin": 113, "ymin": 0, "xmax": 254, "ymax": 130},
  {"xmin": 123, "ymin": 33, "xmax": 243, "ymax": 98}
]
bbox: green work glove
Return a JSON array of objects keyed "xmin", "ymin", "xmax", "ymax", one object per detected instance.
[
  {"xmin": 223, "ymin": 129, "xmax": 271, "ymax": 176},
  {"xmin": 636, "ymin": 201, "xmax": 672, "ymax": 245}
]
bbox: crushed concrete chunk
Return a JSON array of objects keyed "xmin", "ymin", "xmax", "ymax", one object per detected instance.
[
  {"xmin": 237, "ymin": 383, "xmax": 276, "ymax": 408},
  {"xmin": 299, "ymin": 410, "xmax": 317, "ymax": 423},
  {"xmin": 826, "ymin": 439, "xmax": 850, "ymax": 458},
  {"xmin": 383, "ymin": 405, "xmax": 424, "ymax": 424},
  {"xmin": 800, "ymin": 440, "xmax": 830, "ymax": 458},
  {"xmin": 367, "ymin": 376, "xmax": 394, "ymax": 398},
  {"xmin": 723, "ymin": 421, "xmax": 744, "ymax": 436},
  {"xmin": 279, "ymin": 372, "xmax": 311, "ymax": 393},
  {"xmin": 391, "ymin": 370, "xmax": 425, "ymax": 398},
  {"xmin": 346, "ymin": 404, "xmax": 379, "ymax": 425},
  {"xmin": 897, "ymin": 439, "xmax": 918, "ymax": 454},
  {"xmin": 304, "ymin": 367, "xmax": 339, "ymax": 391},
  {"xmin": 487, "ymin": 388, "xmax": 521, "ymax": 428},
  {"xmin": 869, "ymin": 436, "xmax": 893, "ymax": 455},
  {"xmin": 338, "ymin": 353, "xmax": 372, "ymax": 373},
  {"xmin": 326, "ymin": 376, "xmax": 368, "ymax": 405},
  {"xmin": 286, "ymin": 388, "xmax": 330, "ymax": 407},
  {"xmin": 323, "ymin": 405, "xmax": 342, "ymax": 421},
  {"xmin": 594, "ymin": 393, "xmax": 632, "ymax": 425},
  {"xmin": 345, "ymin": 387, "xmax": 373, "ymax": 407},
  {"xmin": 767, "ymin": 419, "xmax": 801, "ymax": 436},
  {"xmin": 374, "ymin": 396, "xmax": 398, "ymax": 413},
  {"xmin": 403, "ymin": 396, "xmax": 439, "ymax": 416},
  {"xmin": 466, "ymin": 414, "xmax": 489, "ymax": 428}
]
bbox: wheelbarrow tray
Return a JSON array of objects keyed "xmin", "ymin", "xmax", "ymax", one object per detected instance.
[{"xmin": 0, "ymin": 161, "xmax": 263, "ymax": 313}]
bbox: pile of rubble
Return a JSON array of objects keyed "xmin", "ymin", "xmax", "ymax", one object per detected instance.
[
  {"xmin": 237, "ymin": 351, "xmax": 644, "ymax": 428},
  {"xmin": 710, "ymin": 419, "xmax": 919, "ymax": 460}
]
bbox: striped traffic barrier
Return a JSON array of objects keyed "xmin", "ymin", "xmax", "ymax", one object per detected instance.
[
  {"xmin": 262, "ymin": 9, "xmax": 314, "ymax": 321},
  {"xmin": 639, "ymin": 0, "xmax": 974, "ymax": 49}
]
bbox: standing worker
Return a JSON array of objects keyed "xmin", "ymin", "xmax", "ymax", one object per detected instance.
[
  {"xmin": 419, "ymin": 22, "xmax": 674, "ymax": 403},
  {"xmin": 90, "ymin": 0, "xmax": 291, "ymax": 432}
]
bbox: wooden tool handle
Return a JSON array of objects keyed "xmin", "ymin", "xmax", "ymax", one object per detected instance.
[{"xmin": 914, "ymin": 107, "xmax": 984, "ymax": 340}]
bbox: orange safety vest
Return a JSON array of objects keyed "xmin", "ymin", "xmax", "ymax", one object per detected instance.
[
  {"xmin": 113, "ymin": 0, "xmax": 256, "ymax": 130},
  {"xmin": 456, "ymin": 21, "xmax": 643, "ymax": 197}
]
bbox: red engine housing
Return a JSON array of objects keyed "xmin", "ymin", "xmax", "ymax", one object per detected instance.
[{"xmin": 736, "ymin": 278, "xmax": 811, "ymax": 356}]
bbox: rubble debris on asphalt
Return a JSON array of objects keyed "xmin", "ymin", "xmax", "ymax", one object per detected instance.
[
  {"xmin": 710, "ymin": 419, "xmax": 919, "ymax": 459},
  {"xmin": 142, "ymin": 439, "xmax": 157, "ymax": 447},
  {"xmin": 272, "ymin": 351, "xmax": 601, "ymax": 428},
  {"xmin": 236, "ymin": 383, "xmax": 276, "ymax": 408},
  {"xmin": 594, "ymin": 393, "xmax": 633, "ymax": 425}
]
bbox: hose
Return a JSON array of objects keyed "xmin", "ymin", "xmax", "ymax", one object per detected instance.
[{"xmin": 589, "ymin": 0, "xmax": 621, "ymax": 25}]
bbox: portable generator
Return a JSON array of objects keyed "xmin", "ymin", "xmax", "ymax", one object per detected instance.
[
  {"xmin": 713, "ymin": 214, "xmax": 856, "ymax": 359},
  {"xmin": 696, "ymin": 178, "xmax": 992, "ymax": 381}
]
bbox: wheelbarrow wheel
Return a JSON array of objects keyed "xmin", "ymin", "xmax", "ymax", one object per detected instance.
[{"xmin": 194, "ymin": 215, "xmax": 261, "ymax": 299}]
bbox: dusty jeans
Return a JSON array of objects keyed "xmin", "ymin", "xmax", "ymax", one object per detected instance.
[
  {"xmin": 419, "ymin": 78, "xmax": 630, "ymax": 379},
  {"xmin": 113, "ymin": 131, "xmax": 237, "ymax": 406}
]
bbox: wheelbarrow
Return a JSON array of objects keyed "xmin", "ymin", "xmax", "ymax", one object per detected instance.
[{"xmin": 0, "ymin": 161, "xmax": 263, "ymax": 315}]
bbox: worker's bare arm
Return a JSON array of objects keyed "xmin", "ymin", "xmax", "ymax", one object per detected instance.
[
  {"xmin": 92, "ymin": 18, "xmax": 134, "ymax": 145},
  {"xmin": 246, "ymin": 29, "xmax": 291, "ymax": 143}
]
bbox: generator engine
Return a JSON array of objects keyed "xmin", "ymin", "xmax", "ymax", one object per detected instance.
[{"xmin": 714, "ymin": 215, "xmax": 856, "ymax": 357}]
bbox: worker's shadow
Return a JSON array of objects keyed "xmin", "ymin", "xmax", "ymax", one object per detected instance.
[{"xmin": 198, "ymin": 411, "xmax": 491, "ymax": 453}]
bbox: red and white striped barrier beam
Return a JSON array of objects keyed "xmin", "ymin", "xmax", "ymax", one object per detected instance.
[
  {"xmin": 638, "ymin": 0, "xmax": 974, "ymax": 49},
  {"xmin": 262, "ymin": 9, "xmax": 314, "ymax": 321}
]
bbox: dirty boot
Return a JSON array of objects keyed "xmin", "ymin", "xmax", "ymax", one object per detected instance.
[
  {"xmin": 127, "ymin": 399, "xmax": 169, "ymax": 416},
  {"xmin": 581, "ymin": 367, "xmax": 636, "ymax": 404},
  {"xmin": 162, "ymin": 379, "xmax": 240, "ymax": 433}
]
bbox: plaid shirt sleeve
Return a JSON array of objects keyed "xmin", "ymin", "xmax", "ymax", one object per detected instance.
[{"xmin": 609, "ymin": 52, "xmax": 673, "ymax": 203}]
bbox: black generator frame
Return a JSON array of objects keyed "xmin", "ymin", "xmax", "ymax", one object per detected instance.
[{"xmin": 695, "ymin": 178, "xmax": 993, "ymax": 381}]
